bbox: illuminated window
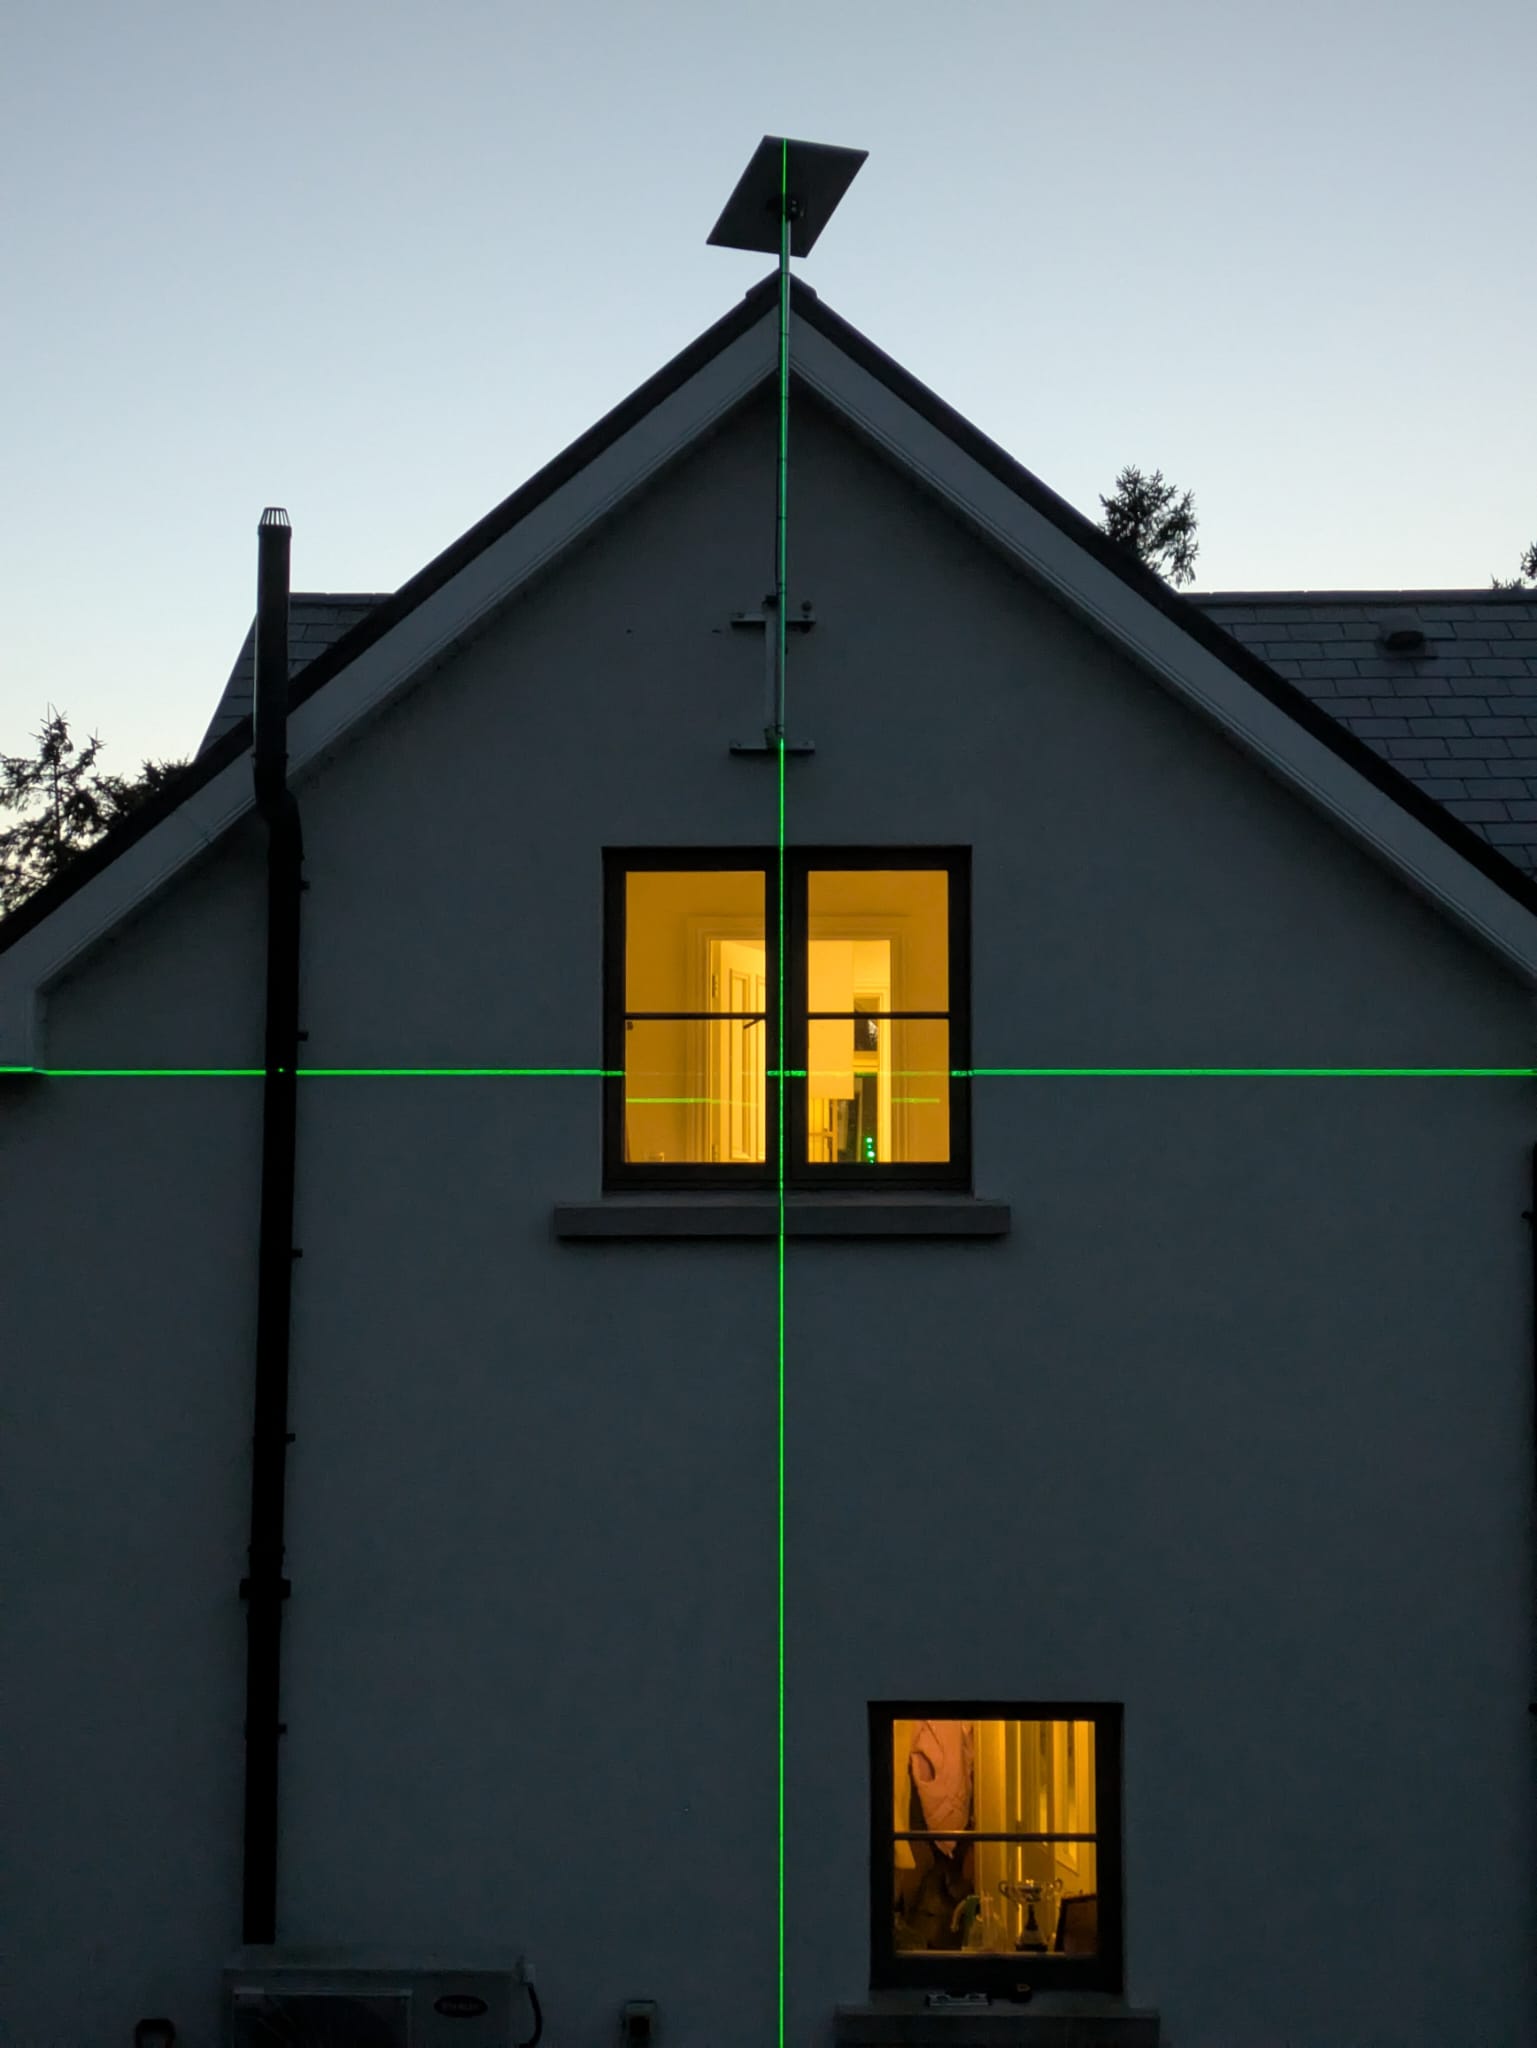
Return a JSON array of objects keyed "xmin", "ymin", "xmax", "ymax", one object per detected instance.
[
  {"xmin": 604, "ymin": 850, "xmax": 970, "ymax": 1188},
  {"xmin": 869, "ymin": 1701, "xmax": 1123, "ymax": 1997},
  {"xmin": 805, "ymin": 868, "xmax": 952, "ymax": 1168},
  {"xmin": 614, "ymin": 865, "xmax": 767, "ymax": 1170}
]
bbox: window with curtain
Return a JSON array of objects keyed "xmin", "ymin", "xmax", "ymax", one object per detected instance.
[{"xmin": 869, "ymin": 1700, "xmax": 1124, "ymax": 1998}]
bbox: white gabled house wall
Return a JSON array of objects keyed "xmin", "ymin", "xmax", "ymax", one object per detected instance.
[
  {"xmin": 2, "ymin": 301, "xmax": 1535, "ymax": 2048},
  {"xmin": 4, "ymin": 288, "xmax": 1537, "ymax": 1073}
]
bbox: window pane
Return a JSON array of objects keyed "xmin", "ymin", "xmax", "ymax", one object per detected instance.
[
  {"xmin": 626, "ymin": 870, "xmax": 765, "ymax": 1014},
  {"xmin": 623, "ymin": 1018, "xmax": 765, "ymax": 1165},
  {"xmin": 808, "ymin": 869, "xmax": 948, "ymax": 1013},
  {"xmin": 807, "ymin": 1020, "xmax": 949, "ymax": 1164},
  {"xmin": 891, "ymin": 1718, "xmax": 1096, "ymax": 1957}
]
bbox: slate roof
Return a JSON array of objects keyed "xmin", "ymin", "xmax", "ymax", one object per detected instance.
[
  {"xmin": 1191, "ymin": 591, "xmax": 1537, "ymax": 876},
  {"xmin": 197, "ymin": 586, "xmax": 1537, "ymax": 880},
  {"xmin": 196, "ymin": 594, "xmax": 390, "ymax": 757}
]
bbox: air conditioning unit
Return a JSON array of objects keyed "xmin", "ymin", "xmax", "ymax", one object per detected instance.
[{"xmin": 222, "ymin": 1947, "xmax": 527, "ymax": 2046}]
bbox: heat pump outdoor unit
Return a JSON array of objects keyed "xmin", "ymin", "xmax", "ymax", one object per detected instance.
[{"xmin": 222, "ymin": 1947, "xmax": 526, "ymax": 2046}]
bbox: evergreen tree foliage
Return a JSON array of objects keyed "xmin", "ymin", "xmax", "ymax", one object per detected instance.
[
  {"xmin": 1490, "ymin": 541, "xmax": 1537, "ymax": 591},
  {"xmin": 0, "ymin": 707, "xmax": 188, "ymax": 919},
  {"xmin": 1098, "ymin": 465, "xmax": 1200, "ymax": 588}
]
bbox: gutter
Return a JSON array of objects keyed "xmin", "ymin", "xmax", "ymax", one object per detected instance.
[{"xmin": 239, "ymin": 507, "xmax": 305, "ymax": 1942}]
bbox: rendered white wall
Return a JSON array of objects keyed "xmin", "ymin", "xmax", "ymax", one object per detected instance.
[{"xmin": 3, "ymin": 384, "xmax": 1533, "ymax": 2048}]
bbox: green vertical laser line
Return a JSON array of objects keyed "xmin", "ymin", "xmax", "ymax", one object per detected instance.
[{"xmin": 775, "ymin": 131, "xmax": 789, "ymax": 2048}]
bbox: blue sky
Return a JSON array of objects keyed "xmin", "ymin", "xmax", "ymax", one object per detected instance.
[{"xmin": 3, "ymin": 0, "xmax": 1533, "ymax": 778}]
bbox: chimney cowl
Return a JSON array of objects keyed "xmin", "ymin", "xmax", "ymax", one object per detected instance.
[{"xmin": 253, "ymin": 512, "xmax": 292, "ymax": 812}]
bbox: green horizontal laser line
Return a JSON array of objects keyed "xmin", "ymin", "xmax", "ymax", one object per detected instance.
[
  {"xmin": 0, "ymin": 1067, "xmax": 275, "ymax": 1077},
  {"xmin": 805, "ymin": 1069, "xmax": 945, "ymax": 1079},
  {"xmin": 963, "ymin": 1067, "xmax": 1537, "ymax": 1078},
  {"xmin": 628, "ymin": 1096, "xmax": 726, "ymax": 1105},
  {"xmin": 0, "ymin": 1067, "xmax": 627, "ymax": 1078}
]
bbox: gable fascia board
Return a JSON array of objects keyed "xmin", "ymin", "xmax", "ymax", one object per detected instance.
[
  {"xmin": 790, "ymin": 314, "xmax": 1537, "ymax": 988},
  {"xmin": 275, "ymin": 310, "xmax": 775, "ymax": 786},
  {"xmin": 0, "ymin": 314, "xmax": 781, "ymax": 1070},
  {"xmin": 0, "ymin": 772, "xmax": 258, "ymax": 1069}
]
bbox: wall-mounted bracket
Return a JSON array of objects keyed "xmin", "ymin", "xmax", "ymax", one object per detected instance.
[
  {"xmin": 728, "ymin": 603, "xmax": 817, "ymax": 634},
  {"xmin": 729, "ymin": 598, "xmax": 816, "ymax": 753}
]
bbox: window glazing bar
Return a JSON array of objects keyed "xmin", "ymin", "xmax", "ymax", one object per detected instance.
[{"xmin": 897, "ymin": 1843, "xmax": 1098, "ymax": 1859}]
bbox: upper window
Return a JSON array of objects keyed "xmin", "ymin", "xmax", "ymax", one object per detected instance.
[
  {"xmin": 869, "ymin": 1701, "xmax": 1124, "ymax": 1998},
  {"xmin": 603, "ymin": 849, "xmax": 970, "ymax": 1189}
]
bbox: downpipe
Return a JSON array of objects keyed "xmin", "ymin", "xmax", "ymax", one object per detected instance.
[{"xmin": 239, "ymin": 507, "xmax": 304, "ymax": 1943}]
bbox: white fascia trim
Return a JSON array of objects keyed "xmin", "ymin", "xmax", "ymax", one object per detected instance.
[
  {"xmin": 793, "ymin": 314, "xmax": 1537, "ymax": 989},
  {"xmin": 0, "ymin": 774, "xmax": 255, "ymax": 1069},
  {"xmin": 0, "ymin": 313, "xmax": 782, "ymax": 1068}
]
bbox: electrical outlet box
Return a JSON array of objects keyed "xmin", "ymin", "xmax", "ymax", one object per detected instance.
[{"xmin": 621, "ymin": 1997, "xmax": 658, "ymax": 2043}]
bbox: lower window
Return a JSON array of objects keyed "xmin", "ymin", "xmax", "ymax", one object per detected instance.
[{"xmin": 869, "ymin": 1700, "xmax": 1124, "ymax": 1996}]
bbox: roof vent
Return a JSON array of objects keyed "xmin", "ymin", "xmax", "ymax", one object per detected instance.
[{"xmin": 1376, "ymin": 610, "xmax": 1427, "ymax": 654}]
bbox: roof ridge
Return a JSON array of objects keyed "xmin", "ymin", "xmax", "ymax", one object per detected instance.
[{"xmin": 3, "ymin": 278, "xmax": 1533, "ymax": 964}]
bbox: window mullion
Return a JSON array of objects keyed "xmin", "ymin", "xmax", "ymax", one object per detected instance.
[{"xmin": 784, "ymin": 851, "xmax": 805, "ymax": 1185}]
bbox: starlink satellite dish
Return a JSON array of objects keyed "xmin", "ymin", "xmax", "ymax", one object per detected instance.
[{"xmin": 706, "ymin": 135, "xmax": 867, "ymax": 257}]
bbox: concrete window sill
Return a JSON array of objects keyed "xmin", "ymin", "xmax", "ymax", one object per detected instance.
[
  {"xmin": 553, "ymin": 1196, "xmax": 1011, "ymax": 1240},
  {"xmin": 834, "ymin": 1994, "xmax": 1159, "ymax": 2046}
]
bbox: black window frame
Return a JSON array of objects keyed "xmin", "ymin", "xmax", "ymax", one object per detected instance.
[
  {"xmin": 603, "ymin": 847, "xmax": 971, "ymax": 1192},
  {"xmin": 868, "ymin": 1699, "xmax": 1125, "ymax": 1999}
]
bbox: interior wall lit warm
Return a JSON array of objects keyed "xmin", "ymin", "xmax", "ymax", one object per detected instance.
[
  {"xmin": 622, "ymin": 868, "xmax": 950, "ymax": 1164},
  {"xmin": 891, "ymin": 1718, "xmax": 1098, "ymax": 1957}
]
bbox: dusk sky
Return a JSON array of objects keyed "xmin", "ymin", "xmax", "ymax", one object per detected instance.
[{"xmin": 4, "ymin": 0, "xmax": 1533, "ymax": 778}]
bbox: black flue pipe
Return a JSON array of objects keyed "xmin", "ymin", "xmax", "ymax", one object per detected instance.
[{"xmin": 240, "ymin": 506, "xmax": 304, "ymax": 1943}]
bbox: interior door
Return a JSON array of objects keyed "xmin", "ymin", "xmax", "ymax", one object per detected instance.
[
  {"xmin": 807, "ymin": 938, "xmax": 891, "ymax": 1163},
  {"xmin": 710, "ymin": 939, "xmax": 766, "ymax": 1162}
]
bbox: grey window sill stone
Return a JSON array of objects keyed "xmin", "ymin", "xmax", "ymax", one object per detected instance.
[
  {"xmin": 835, "ymin": 1994, "xmax": 1159, "ymax": 2046},
  {"xmin": 553, "ymin": 1196, "xmax": 1011, "ymax": 1240}
]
